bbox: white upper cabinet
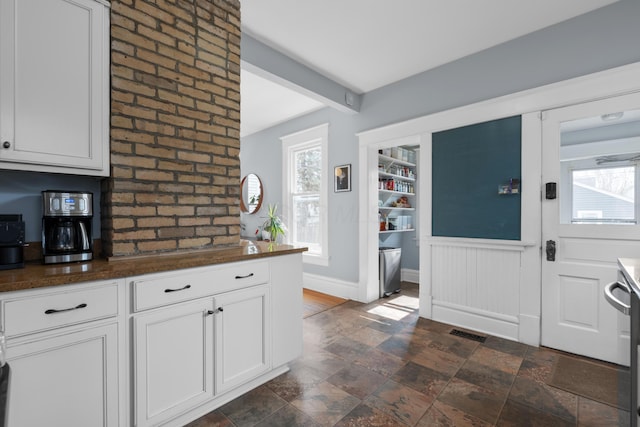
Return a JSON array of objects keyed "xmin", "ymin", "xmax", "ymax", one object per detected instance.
[{"xmin": 0, "ymin": 0, "xmax": 109, "ymax": 176}]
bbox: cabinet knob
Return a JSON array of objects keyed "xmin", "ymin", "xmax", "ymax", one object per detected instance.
[{"xmin": 2, "ymin": 141, "xmax": 10, "ymax": 149}]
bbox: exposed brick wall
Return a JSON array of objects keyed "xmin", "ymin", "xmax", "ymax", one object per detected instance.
[{"xmin": 103, "ymin": 0, "xmax": 241, "ymax": 258}]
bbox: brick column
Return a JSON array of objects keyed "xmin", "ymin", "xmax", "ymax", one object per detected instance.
[{"xmin": 103, "ymin": 0, "xmax": 241, "ymax": 258}]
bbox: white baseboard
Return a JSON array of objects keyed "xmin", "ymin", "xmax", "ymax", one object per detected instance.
[
  {"xmin": 431, "ymin": 301, "xmax": 519, "ymax": 342},
  {"xmin": 518, "ymin": 314, "xmax": 540, "ymax": 347},
  {"xmin": 401, "ymin": 268, "xmax": 419, "ymax": 283},
  {"xmin": 303, "ymin": 272, "xmax": 359, "ymax": 300}
]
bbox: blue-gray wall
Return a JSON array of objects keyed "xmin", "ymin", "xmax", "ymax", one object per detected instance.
[
  {"xmin": 241, "ymin": 0, "xmax": 640, "ymax": 282},
  {"xmin": 1, "ymin": 1, "xmax": 638, "ymax": 276},
  {"xmin": 241, "ymin": 108, "xmax": 360, "ymax": 279},
  {"xmin": 0, "ymin": 170, "xmax": 102, "ymax": 241}
]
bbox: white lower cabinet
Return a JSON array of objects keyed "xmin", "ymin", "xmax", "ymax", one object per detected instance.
[
  {"xmin": 133, "ymin": 284, "xmax": 272, "ymax": 427},
  {"xmin": 1, "ymin": 280, "xmax": 123, "ymax": 427},
  {"xmin": 0, "ymin": 254, "xmax": 303, "ymax": 427},
  {"xmin": 133, "ymin": 298, "xmax": 215, "ymax": 427},
  {"xmin": 215, "ymin": 284, "xmax": 270, "ymax": 393},
  {"xmin": 7, "ymin": 323, "xmax": 119, "ymax": 427},
  {"xmin": 130, "ymin": 258, "xmax": 295, "ymax": 427}
]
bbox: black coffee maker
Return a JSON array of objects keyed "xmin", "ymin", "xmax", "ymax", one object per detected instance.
[{"xmin": 42, "ymin": 191, "xmax": 93, "ymax": 264}]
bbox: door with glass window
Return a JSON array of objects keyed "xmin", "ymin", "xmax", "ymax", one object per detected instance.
[{"xmin": 541, "ymin": 91, "xmax": 640, "ymax": 365}]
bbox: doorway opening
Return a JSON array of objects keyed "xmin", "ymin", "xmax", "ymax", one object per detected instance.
[{"xmin": 376, "ymin": 144, "xmax": 420, "ymax": 301}]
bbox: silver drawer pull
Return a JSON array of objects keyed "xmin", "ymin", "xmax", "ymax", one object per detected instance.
[
  {"xmin": 235, "ymin": 273, "xmax": 254, "ymax": 279},
  {"xmin": 164, "ymin": 284, "xmax": 191, "ymax": 293},
  {"xmin": 45, "ymin": 303, "xmax": 87, "ymax": 315}
]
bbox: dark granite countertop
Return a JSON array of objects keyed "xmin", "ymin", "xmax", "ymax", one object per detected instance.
[{"xmin": 0, "ymin": 240, "xmax": 307, "ymax": 293}]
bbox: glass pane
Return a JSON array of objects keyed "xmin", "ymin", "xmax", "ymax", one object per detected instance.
[
  {"xmin": 292, "ymin": 194, "xmax": 320, "ymax": 252},
  {"xmin": 572, "ymin": 166, "xmax": 635, "ymax": 224},
  {"xmin": 559, "ymin": 107, "xmax": 640, "ymax": 224},
  {"xmin": 295, "ymin": 147, "xmax": 321, "ymax": 193}
]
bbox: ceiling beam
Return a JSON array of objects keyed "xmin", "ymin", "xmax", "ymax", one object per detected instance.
[{"xmin": 241, "ymin": 33, "xmax": 361, "ymax": 113}]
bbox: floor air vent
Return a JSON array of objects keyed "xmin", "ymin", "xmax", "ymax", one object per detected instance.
[{"xmin": 450, "ymin": 329, "xmax": 487, "ymax": 343}]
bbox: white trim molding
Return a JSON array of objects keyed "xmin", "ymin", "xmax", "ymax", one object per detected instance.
[
  {"xmin": 427, "ymin": 237, "xmax": 536, "ymax": 252},
  {"xmin": 401, "ymin": 268, "xmax": 419, "ymax": 284},
  {"xmin": 432, "ymin": 301, "xmax": 519, "ymax": 342},
  {"xmin": 281, "ymin": 123, "xmax": 329, "ymax": 266},
  {"xmin": 303, "ymin": 272, "xmax": 359, "ymax": 301}
]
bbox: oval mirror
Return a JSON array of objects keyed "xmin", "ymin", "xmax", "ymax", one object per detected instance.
[{"xmin": 240, "ymin": 173, "xmax": 263, "ymax": 214}]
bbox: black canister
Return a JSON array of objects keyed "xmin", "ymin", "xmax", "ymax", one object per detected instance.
[{"xmin": 0, "ymin": 215, "xmax": 25, "ymax": 270}]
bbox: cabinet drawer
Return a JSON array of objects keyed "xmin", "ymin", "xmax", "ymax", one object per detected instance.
[
  {"xmin": 2, "ymin": 283, "xmax": 119, "ymax": 338},
  {"xmin": 133, "ymin": 260, "xmax": 270, "ymax": 312}
]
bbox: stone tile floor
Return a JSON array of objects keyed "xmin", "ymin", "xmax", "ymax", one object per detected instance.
[{"xmin": 187, "ymin": 282, "xmax": 631, "ymax": 426}]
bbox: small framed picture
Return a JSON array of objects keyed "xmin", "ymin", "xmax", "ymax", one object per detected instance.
[{"xmin": 334, "ymin": 164, "xmax": 351, "ymax": 192}]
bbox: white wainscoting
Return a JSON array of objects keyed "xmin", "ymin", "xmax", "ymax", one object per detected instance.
[{"xmin": 429, "ymin": 238, "xmax": 532, "ymax": 341}]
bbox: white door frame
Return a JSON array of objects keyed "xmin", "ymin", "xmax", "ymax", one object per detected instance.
[{"xmin": 358, "ymin": 62, "xmax": 640, "ymax": 345}]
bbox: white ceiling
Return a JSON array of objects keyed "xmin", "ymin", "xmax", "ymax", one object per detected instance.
[
  {"xmin": 240, "ymin": 69, "xmax": 325, "ymax": 138},
  {"xmin": 240, "ymin": 0, "xmax": 618, "ymax": 137}
]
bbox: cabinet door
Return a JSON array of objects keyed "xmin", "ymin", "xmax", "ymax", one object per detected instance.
[
  {"xmin": 0, "ymin": 0, "xmax": 109, "ymax": 175},
  {"xmin": 134, "ymin": 299, "xmax": 215, "ymax": 427},
  {"xmin": 6, "ymin": 323, "xmax": 119, "ymax": 427},
  {"xmin": 214, "ymin": 284, "xmax": 271, "ymax": 393}
]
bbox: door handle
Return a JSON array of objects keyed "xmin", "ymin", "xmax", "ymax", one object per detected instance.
[{"xmin": 546, "ymin": 240, "xmax": 556, "ymax": 261}]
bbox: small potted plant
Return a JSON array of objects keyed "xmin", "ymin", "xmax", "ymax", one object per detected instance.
[{"xmin": 262, "ymin": 204, "xmax": 286, "ymax": 242}]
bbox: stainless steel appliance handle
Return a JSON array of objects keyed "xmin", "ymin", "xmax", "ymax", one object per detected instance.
[
  {"xmin": 78, "ymin": 221, "xmax": 90, "ymax": 251},
  {"xmin": 604, "ymin": 280, "xmax": 631, "ymax": 315}
]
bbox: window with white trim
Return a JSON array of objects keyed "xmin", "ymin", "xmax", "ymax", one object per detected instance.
[
  {"xmin": 558, "ymin": 109, "xmax": 640, "ymax": 225},
  {"xmin": 281, "ymin": 124, "xmax": 328, "ymax": 265}
]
